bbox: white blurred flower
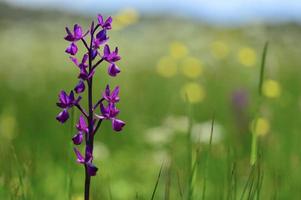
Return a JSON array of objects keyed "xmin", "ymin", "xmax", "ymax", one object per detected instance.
[
  {"xmin": 144, "ymin": 126, "xmax": 173, "ymax": 145},
  {"xmin": 152, "ymin": 150, "xmax": 171, "ymax": 165},
  {"xmin": 191, "ymin": 121, "xmax": 223, "ymax": 144},
  {"xmin": 163, "ymin": 115, "xmax": 189, "ymax": 133}
]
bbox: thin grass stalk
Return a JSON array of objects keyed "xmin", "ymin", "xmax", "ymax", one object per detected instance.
[
  {"xmin": 202, "ymin": 115, "xmax": 215, "ymax": 200},
  {"xmin": 11, "ymin": 146, "xmax": 26, "ymax": 200},
  {"xmin": 176, "ymin": 170, "xmax": 184, "ymax": 200},
  {"xmin": 250, "ymin": 42, "xmax": 269, "ymax": 166},
  {"xmin": 164, "ymin": 163, "xmax": 171, "ymax": 200},
  {"xmin": 150, "ymin": 163, "xmax": 164, "ymax": 200},
  {"xmin": 185, "ymin": 95, "xmax": 194, "ymax": 200},
  {"xmin": 240, "ymin": 165, "xmax": 255, "ymax": 200}
]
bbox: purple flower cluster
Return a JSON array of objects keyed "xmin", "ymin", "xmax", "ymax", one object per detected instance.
[{"xmin": 56, "ymin": 14, "xmax": 125, "ymax": 180}]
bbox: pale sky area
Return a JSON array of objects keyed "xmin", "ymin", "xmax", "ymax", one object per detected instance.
[{"xmin": 4, "ymin": 0, "xmax": 301, "ymax": 25}]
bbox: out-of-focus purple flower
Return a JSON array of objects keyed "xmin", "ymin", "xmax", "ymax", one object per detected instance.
[
  {"xmin": 108, "ymin": 63, "xmax": 121, "ymax": 77},
  {"xmin": 65, "ymin": 42, "xmax": 78, "ymax": 55},
  {"xmin": 65, "ymin": 24, "xmax": 88, "ymax": 42},
  {"xmin": 72, "ymin": 132, "xmax": 83, "ymax": 145},
  {"xmin": 97, "ymin": 14, "xmax": 112, "ymax": 30},
  {"xmin": 232, "ymin": 89, "xmax": 249, "ymax": 111},
  {"xmin": 56, "ymin": 109, "xmax": 69, "ymax": 123},
  {"xmin": 76, "ymin": 115, "xmax": 88, "ymax": 133},
  {"xmin": 56, "ymin": 91, "xmax": 80, "ymax": 109},
  {"xmin": 112, "ymin": 118, "xmax": 125, "ymax": 132},
  {"xmin": 74, "ymin": 80, "xmax": 85, "ymax": 94},
  {"xmin": 103, "ymin": 85, "xmax": 120, "ymax": 103},
  {"xmin": 103, "ymin": 45, "xmax": 121, "ymax": 63}
]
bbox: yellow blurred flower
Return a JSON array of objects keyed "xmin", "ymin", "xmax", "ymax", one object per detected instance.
[
  {"xmin": 252, "ymin": 117, "xmax": 270, "ymax": 136},
  {"xmin": 181, "ymin": 82, "xmax": 205, "ymax": 103},
  {"xmin": 169, "ymin": 42, "xmax": 188, "ymax": 59},
  {"xmin": 156, "ymin": 56, "xmax": 178, "ymax": 78},
  {"xmin": 114, "ymin": 8, "xmax": 139, "ymax": 30},
  {"xmin": 180, "ymin": 57, "xmax": 203, "ymax": 79},
  {"xmin": 262, "ymin": 79, "xmax": 281, "ymax": 98},
  {"xmin": 72, "ymin": 195, "xmax": 83, "ymax": 200},
  {"xmin": 0, "ymin": 112, "xmax": 17, "ymax": 140},
  {"xmin": 238, "ymin": 47, "xmax": 257, "ymax": 67},
  {"xmin": 210, "ymin": 41, "xmax": 229, "ymax": 59}
]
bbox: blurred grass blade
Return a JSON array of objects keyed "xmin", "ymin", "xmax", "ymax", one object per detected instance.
[
  {"xmin": 176, "ymin": 170, "xmax": 184, "ymax": 200},
  {"xmin": 150, "ymin": 163, "xmax": 164, "ymax": 200},
  {"xmin": 164, "ymin": 163, "xmax": 171, "ymax": 200},
  {"xmin": 185, "ymin": 93, "xmax": 194, "ymax": 200},
  {"xmin": 11, "ymin": 145, "xmax": 26, "ymax": 200},
  {"xmin": 202, "ymin": 114, "xmax": 215, "ymax": 200},
  {"xmin": 250, "ymin": 42, "xmax": 269, "ymax": 166},
  {"xmin": 240, "ymin": 165, "xmax": 255, "ymax": 200},
  {"xmin": 258, "ymin": 42, "xmax": 269, "ymax": 96}
]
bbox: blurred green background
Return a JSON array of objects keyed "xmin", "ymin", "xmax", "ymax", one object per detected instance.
[{"xmin": 1, "ymin": 1, "xmax": 301, "ymax": 199}]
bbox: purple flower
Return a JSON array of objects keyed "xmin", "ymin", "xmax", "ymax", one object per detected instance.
[
  {"xmin": 97, "ymin": 103, "xmax": 119, "ymax": 119},
  {"xmin": 64, "ymin": 24, "xmax": 88, "ymax": 42},
  {"xmin": 74, "ymin": 80, "xmax": 85, "ymax": 93},
  {"xmin": 94, "ymin": 30, "xmax": 109, "ymax": 48},
  {"xmin": 112, "ymin": 118, "xmax": 125, "ymax": 132},
  {"xmin": 73, "ymin": 148, "xmax": 98, "ymax": 176},
  {"xmin": 56, "ymin": 90, "xmax": 80, "ymax": 109},
  {"xmin": 70, "ymin": 54, "xmax": 89, "ymax": 69},
  {"xmin": 79, "ymin": 67, "xmax": 95, "ymax": 80},
  {"xmin": 59, "ymin": 14, "xmax": 126, "ymax": 190},
  {"xmin": 103, "ymin": 45, "xmax": 121, "ymax": 63},
  {"xmin": 95, "ymin": 103, "xmax": 125, "ymax": 132},
  {"xmin": 74, "ymin": 148, "xmax": 85, "ymax": 164},
  {"xmin": 97, "ymin": 14, "xmax": 112, "ymax": 30},
  {"xmin": 108, "ymin": 63, "xmax": 121, "ymax": 77},
  {"xmin": 76, "ymin": 115, "xmax": 88, "ymax": 133},
  {"xmin": 86, "ymin": 162, "xmax": 98, "ymax": 176},
  {"xmin": 72, "ymin": 132, "xmax": 83, "ymax": 145},
  {"xmin": 91, "ymin": 49, "xmax": 98, "ymax": 60},
  {"xmin": 56, "ymin": 109, "xmax": 69, "ymax": 123},
  {"xmin": 103, "ymin": 85, "xmax": 120, "ymax": 103},
  {"xmin": 65, "ymin": 42, "xmax": 78, "ymax": 55}
]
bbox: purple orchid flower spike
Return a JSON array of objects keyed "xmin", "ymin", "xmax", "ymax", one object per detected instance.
[
  {"xmin": 103, "ymin": 85, "xmax": 120, "ymax": 103},
  {"xmin": 97, "ymin": 14, "xmax": 113, "ymax": 30},
  {"xmin": 57, "ymin": 14, "xmax": 125, "ymax": 199},
  {"xmin": 65, "ymin": 42, "xmax": 78, "ymax": 55},
  {"xmin": 65, "ymin": 24, "xmax": 88, "ymax": 42},
  {"xmin": 103, "ymin": 44, "xmax": 121, "ymax": 63}
]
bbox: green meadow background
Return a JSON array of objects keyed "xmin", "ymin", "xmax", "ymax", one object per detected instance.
[{"xmin": 0, "ymin": 3, "xmax": 301, "ymax": 199}]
